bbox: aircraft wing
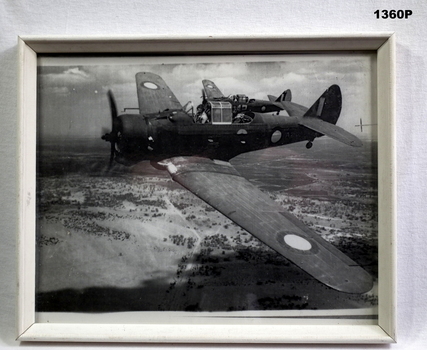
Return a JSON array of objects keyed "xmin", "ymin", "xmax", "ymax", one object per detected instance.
[
  {"xmin": 162, "ymin": 156, "xmax": 373, "ymax": 294},
  {"xmin": 136, "ymin": 72, "xmax": 183, "ymax": 115},
  {"xmin": 202, "ymin": 79, "xmax": 225, "ymax": 99}
]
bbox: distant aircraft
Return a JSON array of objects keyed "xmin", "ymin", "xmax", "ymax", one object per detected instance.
[{"xmin": 102, "ymin": 72, "xmax": 372, "ymax": 294}]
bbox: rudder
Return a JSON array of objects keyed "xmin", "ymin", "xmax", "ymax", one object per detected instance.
[
  {"xmin": 303, "ymin": 85, "xmax": 342, "ymax": 125},
  {"xmin": 278, "ymin": 89, "xmax": 292, "ymax": 102}
]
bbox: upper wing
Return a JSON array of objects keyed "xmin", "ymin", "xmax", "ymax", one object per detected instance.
[
  {"xmin": 202, "ymin": 79, "xmax": 225, "ymax": 99},
  {"xmin": 136, "ymin": 72, "xmax": 182, "ymax": 115},
  {"xmin": 162, "ymin": 156, "xmax": 373, "ymax": 294}
]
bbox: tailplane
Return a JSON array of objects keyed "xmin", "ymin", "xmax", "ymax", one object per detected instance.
[{"xmin": 299, "ymin": 117, "xmax": 363, "ymax": 147}]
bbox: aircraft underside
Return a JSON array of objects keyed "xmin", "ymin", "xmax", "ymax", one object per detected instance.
[{"xmin": 116, "ymin": 124, "xmax": 319, "ymax": 163}]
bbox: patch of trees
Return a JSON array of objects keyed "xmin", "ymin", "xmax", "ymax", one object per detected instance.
[
  {"xmin": 37, "ymin": 235, "xmax": 60, "ymax": 247},
  {"xmin": 168, "ymin": 235, "xmax": 197, "ymax": 249},
  {"xmin": 257, "ymin": 295, "xmax": 308, "ymax": 310}
]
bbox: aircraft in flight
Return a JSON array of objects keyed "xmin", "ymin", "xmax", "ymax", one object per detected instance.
[{"xmin": 102, "ymin": 72, "xmax": 372, "ymax": 294}]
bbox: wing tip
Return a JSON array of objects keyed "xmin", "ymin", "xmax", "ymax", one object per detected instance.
[
  {"xmin": 330, "ymin": 268, "xmax": 374, "ymax": 294},
  {"xmin": 350, "ymin": 139, "xmax": 364, "ymax": 147}
]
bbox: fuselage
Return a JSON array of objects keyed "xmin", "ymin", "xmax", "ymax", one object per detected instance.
[
  {"xmin": 114, "ymin": 110, "xmax": 319, "ymax": 164},
  {"xmin": 211, "ymin": 96, "xmax": 283, "ymax": 115}
]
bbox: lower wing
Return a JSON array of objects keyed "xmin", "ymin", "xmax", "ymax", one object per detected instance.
[{"xmin": 161, "ymin": 156, "xmax": 373, "ymax": 294}]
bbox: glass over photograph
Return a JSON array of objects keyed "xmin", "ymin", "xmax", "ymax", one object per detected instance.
[{"xmin": 35, "ymin": 54, "xmax": 378, "ymax": 322}]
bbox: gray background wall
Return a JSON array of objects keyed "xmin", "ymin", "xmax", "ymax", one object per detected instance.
[{"xmin": 1, "ymin": 0, "xmax": 426, "ymax": 349}]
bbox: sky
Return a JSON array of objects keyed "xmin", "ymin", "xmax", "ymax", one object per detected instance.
[{"xmin": 37, "ymin": 53, "xmax": 377, "ymax": 140}]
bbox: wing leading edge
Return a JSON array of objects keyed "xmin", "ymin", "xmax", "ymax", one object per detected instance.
[{"xmin": 162, "ymin": 156, "xmax": 373, "ymax": 294}]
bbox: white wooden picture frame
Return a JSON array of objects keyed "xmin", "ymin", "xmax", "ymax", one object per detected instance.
[{"xmin": 17, "ymin": 34, "xmax": 396, "ymax": 343}]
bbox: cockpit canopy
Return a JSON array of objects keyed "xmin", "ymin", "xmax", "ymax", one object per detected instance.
[
  {"xmin": 209, "ymin": 101, "xmax": 233, "ymax": 124},
  {"xmin": 228, "ymin": 94, "xmax": 249, "ymax": 104}
]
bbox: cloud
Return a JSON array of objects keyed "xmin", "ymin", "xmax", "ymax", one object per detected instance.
[
  {"xmin": 43, "ymin": 86, "xmax": 71, "ymax": 95},
  {"xmin": 170, "ymin": 62, "xmax": 249, "ymax": 82},
  {"xmin": 38, "ymin": 55, "xmax": 375, "ymax": 138},
  {"xmin": 40, "ymin": 67, "xmax": 93, "ymax": 89},
  {"xmin": 64, "ymin": 67, "xmax": 89, "ymax": 78}
]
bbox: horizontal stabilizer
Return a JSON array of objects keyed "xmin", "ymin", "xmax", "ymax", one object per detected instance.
[{"xmin": 299, "ymin": 117, "xmax": 363, "ymax": 147}]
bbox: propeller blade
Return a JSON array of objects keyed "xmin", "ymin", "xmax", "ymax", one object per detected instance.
[
  {"xmin": 107, "ymin": 90, "xmax": 118, "ymax": 122},
  {"xmin": 104, "ymin": 90, "xmax": 119, "ymax": 169}
]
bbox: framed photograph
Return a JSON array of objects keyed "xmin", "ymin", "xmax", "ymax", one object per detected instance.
[{"xmin": 18, "ymin": 34, "xmax": 396, "ymax": 343}]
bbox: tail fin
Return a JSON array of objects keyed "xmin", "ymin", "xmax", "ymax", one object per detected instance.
[
  {"xmin": 299, "ymin": 85, "xmax": 362, "ymax": 147},
  {"xmin": 278, "ymin": 89, "xmax": 292, "ymax": 102},
  {"xmin": 303, "ymin": 85, "xmax": 341, "ymax": 125},
  {"xmin": 268, "ymin": 89, "xmax": 292, "ymax": 103}
]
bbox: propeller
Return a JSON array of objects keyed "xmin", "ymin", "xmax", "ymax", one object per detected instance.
[{"xmin": 101, "ymin": 90, "xmax": 120, "ymax": 167}]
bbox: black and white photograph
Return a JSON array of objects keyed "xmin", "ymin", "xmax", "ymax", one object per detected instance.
[{"xmin": 35, "ymin": 54, "xmax": 378, "ymax": 319}]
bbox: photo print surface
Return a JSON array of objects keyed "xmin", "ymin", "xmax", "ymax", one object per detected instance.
[{"xmin": 36, "ymin": 54, "xmax": 378, "ymax": 319}]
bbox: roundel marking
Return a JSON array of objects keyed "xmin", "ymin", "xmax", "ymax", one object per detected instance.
[
  {"xmin": 283, "ymin": 234, "xmax": 312, "ymax": 251},
  {"xmin": 261, "ymin": 105, "xmax": 266, "ymax": 112},
  {"xmin": 237, "ymin": 129, "xmax": 248, "ymax": 135},
  {"xmin": 142, "ymin": 81, "xmax": 159, "ymax": 90},
  {"xmin": 271, "ymin": 130, "xmax": 282, "ymax": 143},
  {"xmin": 275, "ymin": 231, "xmax": 318, "ymax": 254}
]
